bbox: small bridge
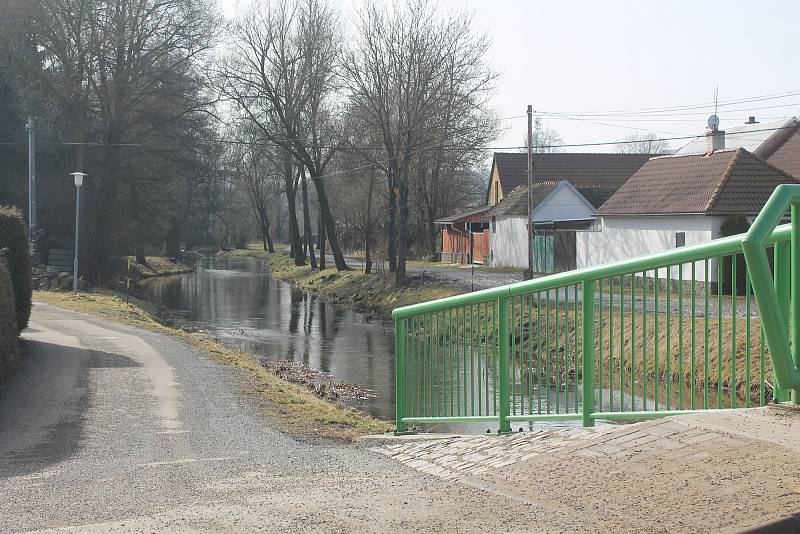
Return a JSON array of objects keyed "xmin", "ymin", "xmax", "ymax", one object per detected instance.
[{"xmin": 392, "ymin": 185, "xmax": 800, "ymax": 433}]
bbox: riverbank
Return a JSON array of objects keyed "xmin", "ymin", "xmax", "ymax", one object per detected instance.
[
  {"xmin": 33, "ymin": 290, "xmax": 392, "ymax": 440},
  {"xmin": 123, "ymin": 255, "xmax": 195, "ymax": 281},
  {"xmin": 233, "ymin": 249, "xmax": 464, "ymax": 318},
  {"xmin": 230, "ymin": 248, "xmax": 771, "ymax": 404}
]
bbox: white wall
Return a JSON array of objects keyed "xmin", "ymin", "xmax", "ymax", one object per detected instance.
[
  {"xmin": 576, "ymin": 215, "xmax": 724, "ymax": 281},
  {"xmin": 490, "ymin": 216, "xmax": 528, "ymax": 268},
  {"xmin": 532, "ymin": 185, "xmax": 595, "ymax": 222}
]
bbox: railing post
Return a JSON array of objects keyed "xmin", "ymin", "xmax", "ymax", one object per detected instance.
[
  {"xmin": 497, "ymin": 296, "xmax": 512, "ymax": 433},
  {"xmin": 394, "ymin": 316, "xmax": 409, "ymax": 434},
  {"xmin": 582, "ymin": 280, "xmax": 596, "ymax": 427},
  {"xmin": 774, "ymin": 240, "xmax": 791, "ymax": 402},
  {"xmin": 792, "ymin": 204, "xmax": 800, "ymax": 403}
]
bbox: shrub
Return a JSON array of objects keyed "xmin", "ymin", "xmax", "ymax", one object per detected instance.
[
  {"xmin": 0, "ymin": 255, "xmax": 18, "ymax": 376},
  {"xmin": 0, "ymin": 206, "xmax": 32, "ymax": 332}
]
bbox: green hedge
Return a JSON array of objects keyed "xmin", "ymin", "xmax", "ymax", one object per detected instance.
[
  {"xmin": 0, "ymin": 256, "xmax": 18, "ymax": 377},
  {"xmin": 0, "ymin": 206, "xmax": 32, "ymax": 332}
]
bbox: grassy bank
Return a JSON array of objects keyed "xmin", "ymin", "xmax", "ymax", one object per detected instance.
[
  {"xmin": 34, "ymin": 291, "xmax": 392, "ymax": 440},
  {"xmin": 233, "ymin": 248, "xmax": 462, "ymax": 317},
  {"xmin": 410, "ymin": 302, "xmax": 772, "ymax": 405}
]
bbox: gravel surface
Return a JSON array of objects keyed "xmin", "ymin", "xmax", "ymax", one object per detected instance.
[{"xmin": 1, "ymin": 302, "xmax": 547, "ymax": 532}]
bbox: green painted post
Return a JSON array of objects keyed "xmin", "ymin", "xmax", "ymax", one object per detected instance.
[
  {"xmin": 792, "ymin": 204, "xmax": 800, "ymax": 403},
  {"xmin": 395, "ymin": 317, "xmax": 408, "ymax": 434},
  {"xmin": 582, "ymin": 280, "xmax": 596, "ymax": 427},
  {"xmin": 497, "ymin": 296, "xmax": 512, "ymax": 433},
  {"xmin": 775, "ymin": 240, "xmax": 791, "ymax": 403}
]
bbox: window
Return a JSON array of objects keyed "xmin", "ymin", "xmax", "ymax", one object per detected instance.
[
  {"xmin": 675, "ymin": 232, "xmax": 685, "ymax": 248},
  {"xmin": 494, "ymin": 187, "xmax": 499, "ymax": 205},
  {"xmin": 491, "ymin": 216, "xmax": 496, "ymax": 234}
]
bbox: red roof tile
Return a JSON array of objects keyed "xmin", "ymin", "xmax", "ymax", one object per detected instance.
[
  {"xmin": 490, "ymin": 152, "xmax": 655, "ymax": 203},
  {"xmin": 599, "ymin": 148, "xmax": 799, "ymax": 216},
  {"xmin": 767, "ymin": 130, "xmax": 800, "ymax": 179}
]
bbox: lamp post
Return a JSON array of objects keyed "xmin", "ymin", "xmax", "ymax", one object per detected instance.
[{"xmin": 70, "ymin": 172, "xmax": 86, "ymax": 292}]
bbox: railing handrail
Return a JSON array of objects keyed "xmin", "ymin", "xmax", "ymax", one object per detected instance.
[
  {"xmin": 394, "ymin": 184, "xmax": 800, "ymax": 434},
  {"xmin": 393, "ymin": 222, "xmax": 791, "ymax": 319}
]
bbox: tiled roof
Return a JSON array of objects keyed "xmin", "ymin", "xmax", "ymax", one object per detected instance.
[
  {"xmin": 767, "ymin": 130, "xmax": 800, "ymax": 178},
  {"xmin": 435, "ymin": 204, "xmax": 492, "ymax": 224},
  {"xmin": 598, "ymin": 148, "xmax": 800, "ymax": 216},
  {"xmin": 674, "ymin": 117, "xmax": 799, "ymax": 156},
  {"xmin": 575, "ymin": 186, "xmax": 618, "ymax": 209},
  {"xmin": 485, "ymin": 182, "xmax": 560, "ymax": 218},
  {"xmin": 490, "ymin": 152, "xmax": 655, "ymax": 202}
]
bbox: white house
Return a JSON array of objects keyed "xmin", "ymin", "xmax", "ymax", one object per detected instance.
[
  {"xmin": 486, "ymin": 180, "xmax": 602, "ymax": 271},
  {"xmin": 483, "ymin": 151, "xmax": 654, "ymax": 272},
  {"xmin": 577, "ymin": 147, "xmax": 800, "ymax": 282}
]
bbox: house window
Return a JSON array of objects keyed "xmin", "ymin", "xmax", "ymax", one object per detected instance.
[
  {"xmin": 494, "ymin": 187, "xmax": 499, "ymax": 205},
  {"xmin": 491, "ymin": 216, "xmax": 496, "ymax": 234},
  {"xmin": 675, "ymin": 232, "xmax": 686, "ymax": 248}
]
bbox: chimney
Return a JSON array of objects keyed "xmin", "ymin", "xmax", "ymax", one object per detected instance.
[
  {"xmin": 705, "ymin": 127, "xmax": 725, "ymax": 153},
  {"xmin": 746, "ymin": 116, "xmax": 758, "ymax": 124}
]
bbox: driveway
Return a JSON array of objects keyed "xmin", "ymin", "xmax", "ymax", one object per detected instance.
[{"xmin": 0, "ymin": 302, "xmax": 544, "ymax": 532}]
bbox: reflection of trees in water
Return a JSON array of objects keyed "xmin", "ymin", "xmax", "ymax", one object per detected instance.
[
  {"xmin": 304, "ymin": 294, "xmax": 315, "ymax": 335},
  {"xmin": 288, "ymin": 289, "xmax": 302, "ymax": 334}
]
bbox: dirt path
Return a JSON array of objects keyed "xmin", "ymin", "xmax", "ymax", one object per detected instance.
[{"xmin": 1, "ymin": 302, "xmax": 554, "ymax": 532}]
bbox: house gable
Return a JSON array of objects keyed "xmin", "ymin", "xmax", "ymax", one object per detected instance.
[
  {"xmin": 532, "ymin": 180, "xmax": 597, "ymax": 222},
  {"xmin": 487, "ymin": 161, "xmax": 504, "ymax": 205}
]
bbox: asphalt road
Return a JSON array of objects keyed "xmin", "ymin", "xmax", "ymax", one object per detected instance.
[{"xmin": 0, "ymin": 302, "xmax": 545, "ymax": 533}]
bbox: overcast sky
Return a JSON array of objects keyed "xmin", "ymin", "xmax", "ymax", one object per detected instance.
[{"xmin": 218, "ymin": 0, "xmax": 800, "ymax": 153}]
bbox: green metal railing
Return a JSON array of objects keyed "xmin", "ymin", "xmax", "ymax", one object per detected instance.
[{"xmin": 393, "ymin": 185, "xmax": 800, "ymax": 433}]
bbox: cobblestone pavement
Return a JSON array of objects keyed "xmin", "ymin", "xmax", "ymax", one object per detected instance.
[
  {"xmin": 373, "ymin": 407, "xmax": 800, "ymax": 532},
  {"xmin": 372, "ymin": 426, "xmax": 617, "ymax": 480}
]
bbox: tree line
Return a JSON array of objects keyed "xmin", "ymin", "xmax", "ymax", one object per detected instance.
[{"xmin": 0, "ymin": 0, "xmax": 497, "ymax": 285}]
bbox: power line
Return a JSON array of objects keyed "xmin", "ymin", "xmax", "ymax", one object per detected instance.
[
  {"xmin": 534, "ymin": 89, "xmax": 800, "ymax": 117},
  {"xmin": 537, "ymin": 100, "xmax": 800, "ymax": 120},
  {"xmin": 16, "ymin": 123, "xmax": 799, "ymax": 155}
]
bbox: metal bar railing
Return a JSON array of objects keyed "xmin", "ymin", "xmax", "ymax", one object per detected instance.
[{"xmin": 394, "ymin": 185, "xmax": 800, "ymax": 433}]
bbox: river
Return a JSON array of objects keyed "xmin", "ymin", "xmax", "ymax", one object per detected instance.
[
  {"xmin": 141, "ymin": 255, "xmax": 397, "ymax": 419},
  {"xmin": 141, "ymin": 255, "xmax": 701, "ymax": 432}
]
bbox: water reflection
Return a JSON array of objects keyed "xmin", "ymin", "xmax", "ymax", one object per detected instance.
[{"xmin": 141, "ymin": 255, "xmax": 396, "ymax": 418}]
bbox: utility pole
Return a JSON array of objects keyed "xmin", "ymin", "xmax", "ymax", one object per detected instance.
[
  {"xmin": 526, "ymin": 105, "xmax": 534, "ymax": 280},
  {"xmin": 26, "ymin": 116, "xmax": 36, "ymax": 250}
]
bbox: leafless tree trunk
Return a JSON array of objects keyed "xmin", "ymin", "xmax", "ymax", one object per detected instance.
[
  {"xmin": 218, "ymin": 0, "xmax": 348, "ymax": 271},
  {"xmin": 300, "ymin": 168, "xmax": 317, "ymax": 268},
  {"xmin": 318, "ymin": 206, "xmax": 326, "ymax": 270}
]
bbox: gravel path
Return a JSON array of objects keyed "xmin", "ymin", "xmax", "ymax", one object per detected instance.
[{"xmin": 0, "ymin": 302, "xmax": 547, "ymax": 532}]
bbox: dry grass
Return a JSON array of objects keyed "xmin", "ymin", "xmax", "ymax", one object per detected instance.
[
  {"xmin": 123, "ymin": 256, "xmax": 194, "ymax": 280},
  {"xmin": 262, "ymin": 252, "xmax": 461, "ymax": 317},
  {"xmin": 34, "ymin": 291, "xmax": 392, "ymax": 440}
]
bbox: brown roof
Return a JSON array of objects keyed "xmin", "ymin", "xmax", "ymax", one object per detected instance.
[
  {"xmin": 767, "ymin": 130, "xmax": 800, "ymax": 178},
  {"xmin": 435, "ymin": 204, "xmax": 492, "ymax": 224},
  {"xmin": 489, "ymin": 152, "xmax": 655, "ymax": 203},
  {"xmin": 598, "ymin": 148, "xmax": 800, "ymax": 216},
  {"xmin": 575, "ymin": 186, "xmax": 618, "ymax": 209},
  {"xmin": 485, "ymin": 182, "xmax": 560, "ymax": 218}
]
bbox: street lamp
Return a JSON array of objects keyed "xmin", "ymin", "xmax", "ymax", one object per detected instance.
[{"xmin": 70, "ymin": 172, "xmax": 86, "ymax": 292}]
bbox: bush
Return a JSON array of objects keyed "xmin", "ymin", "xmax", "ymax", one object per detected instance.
[
  {"xmin": 0, "ymin": 255, "xmax": 18, "ymax": 376},
  {"xmin": 0, "ymin": 206, "xmax": 32, "ymax": 332}
]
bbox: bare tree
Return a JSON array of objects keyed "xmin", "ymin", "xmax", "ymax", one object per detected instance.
[
  {"xmin": 6, "ymin": 0, "xmax": 219, "ymax": 280},
  {"xmin": 218, "ymin": 0, "xmax": 348, "ymax": 270},
  {"xmin": 518, "ymin": 119, "xmax": 563, "ymax": 153},
  {"xmin": 229, "ymin": 127, "xmax": 278, "ymax": 252},
  {"xmin": 343, "ymin": 0, "xmax": 496, "ymax": 283},
  {"xmin": 616, "ymin": 133, "xmax": 670, "ymax": 154}
]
